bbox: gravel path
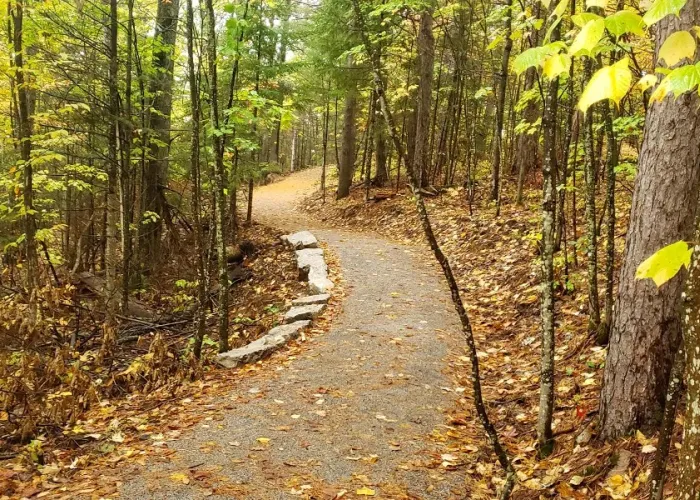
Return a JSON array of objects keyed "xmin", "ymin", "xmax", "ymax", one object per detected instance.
[{"xmin": 118, "ymin": 168, "xmax": 467, "ymax": 499}]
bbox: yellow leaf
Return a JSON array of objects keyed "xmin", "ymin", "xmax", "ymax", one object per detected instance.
[
  {"xmin": 578, "ymin": 58, "xmax": 632, "ymax": 112},
  {"xmin": 552, "ymin": 0, "xmax": 569, "ymax": 18},
  {"xmin": 543, "ymin": 54, "xmax": 571, "ymax": 79},
  {"xmin": 569, "ymin": 18, "xmax": 605, "ymax": 56},
  {"xmin": 586, "ymin": 0, "xmax": 608, "ymax": 7},
  {"xmin": 636, "ymin": 74, "xmax": 657, "ymax": 91},
  {"xmin": 659, "ymin": 30, "xmax": 696, "ymax": 66},
  {"xmin": 635, "ymin": 429, "xmax": 650, "ymax": 445},
  {"xmin": 636, "ymin": 240, "xmax": 692, "ymax": 287},
  {"xmin": 356, "ymin": 487, "xmax": 376, "ymax": 496},
  {"xmin": 256, "ymin": 437, "xmax": 270, "ymax": 444},
  {"xmin": 170, "ymin": 472, "xmax": 190, "ymax": 485}
]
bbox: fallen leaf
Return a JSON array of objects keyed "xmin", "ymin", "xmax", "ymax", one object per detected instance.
[
  {"xmin": 170, "ymin": 472, "xmax": 190, "ymax": 485},
  {"xmin": 356, "ymin": 486, "xmax": 375, "ymax": 496}
]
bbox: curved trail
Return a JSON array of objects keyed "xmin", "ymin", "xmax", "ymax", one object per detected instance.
[{"xmin": 120, "ymin": 168, "xmax": 467, "ymax": 499}]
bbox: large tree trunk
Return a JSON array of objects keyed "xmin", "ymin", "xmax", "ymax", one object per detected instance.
[
  {"xmin": 413, "ymin": 9, "xmax": 434, "ymax": 188},
  {"xmin": 374, "ymin": 119, "xmax": 388, "ymax": 186},
  {"xmin": 600, "ymin": 0, "xmax": 700, "ymax": 439},
  {"xmin": 139, "ymin": 0, "xmax": 180, "ymax": 268},
  {"xmin": 337, "ymin": 57, "xmax": 357, "ymax": 200}
]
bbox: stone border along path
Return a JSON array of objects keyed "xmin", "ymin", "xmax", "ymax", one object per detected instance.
[
  {"xmin": 116, "ymin": 167, "xmax": 469, "ymax": 499},
  {"xmin": 217, "ymin": 231, "xmax": 333, "ymax": 369}
]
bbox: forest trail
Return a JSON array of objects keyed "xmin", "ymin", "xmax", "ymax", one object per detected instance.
[{"xmin": 118, "ymin": 168, "xmax": 468, "ymax": 499}]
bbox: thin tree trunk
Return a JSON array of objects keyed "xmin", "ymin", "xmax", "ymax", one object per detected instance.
[
  {"xmin": 582, "ymin": 57, "xmax": 600, "ymax": 334},
  {"xmin": 491, "ymin": 0, "xmax": 513, "ymax": 204},
  {"xmin": 11, "ymin": 0, "xmax": 39, "ymax": 332},
  {"xmin": 321, "ymin": 82, "xmax": 330, "ymax": 203},
  {"xmin": 186, "ymin": 0, "xmax": 206, "ymax": 360},
  {"xmin": 120, "ymin": 0, "xmax": 135, "ymax": 314},
  {"xmin": 414, "ymin": 9, "xmax": 434, "ymax": 189},
  {"xmin": 102, "ymin": 0, "xmax": 120, "ymax": 354},
  {"xmin": 204, "ymin": 0, "xmax": 229, "ymax": 353},
  {"xmin": 677, "ymin": 231, "xmax": 700, "ymax": 500},
  {"xmin": 650, "ymin": 343, "xmax": 685, "ymax": 499},
  {"xmin": 598, "ymin": 97, "xmax": 618, "ymax": 345},
  {"xmin": 537, "ymin": 11, "xmax": 560, "ymax": 458}
]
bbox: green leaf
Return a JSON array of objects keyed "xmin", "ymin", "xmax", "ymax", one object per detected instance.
[
  {"xmin": 543, "ymin": 53, "xmax": 572, "ymax": 79},
  {"xmin": 643, "ymin": 0, "xmax": 688, "ymax": 26},
  {"xmin": 649, "ymin": 62, "xmax": 700, "ymax": 102},
  {"xmin": 658, "ymin": 30, "xmax": 696, "ymax": 66},
  {"xmin": 604, "ymin": 10, "xmax": 645, "ymax": 38},
  {"xmin": 487, "ymin": 35, "xmax": 504, "ymax": 50},
  {"xmin": 569, "ymin": 18, "xmax": 606, "ymax": 56},
  {"xmin": 578, "ymin": 57, "xmax": 633, "ymax": 112},
  {"xmin": 544, "ymin": 16, "xmax": 563, "ymax": 43},
  {"xmin": 512, "ymin": 42, "xmax": 565, "ymax": 74},
  {"xmin": 635, "ymin": 240, "xmax": 692, "ymax": 287},
  {"xmin": 572, "ymin": 12, "xmax": 602, "ymax": 27}
]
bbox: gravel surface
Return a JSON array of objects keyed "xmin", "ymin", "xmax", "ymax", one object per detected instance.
[{"xmin": 118, "ymin": 168, "xmax": 467, "ymax": 499}]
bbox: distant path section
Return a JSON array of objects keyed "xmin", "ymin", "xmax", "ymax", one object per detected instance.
[{"xmin": 118, "ymin": 167, "xmax": 467, "ymax": 499}]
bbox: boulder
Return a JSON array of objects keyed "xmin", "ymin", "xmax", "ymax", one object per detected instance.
[
  {"xmin": 216, "ymin": 320, "xmax": 310, "ymax": 368},
  {"xmin": 284, "ymin": 303, "xmax": 326, "ymax": 323},
  {"xmin": 282, "ymin": 231, "xmax": 318, "ymax": 249},
  {"xmin": 292, "ymin": 294, "xmax": 330, "ymax": 306}
]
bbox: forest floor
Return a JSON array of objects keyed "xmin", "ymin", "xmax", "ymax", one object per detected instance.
[{"xmin": 5, "ymin": 167, "xmax": 671, "ymax": 499}]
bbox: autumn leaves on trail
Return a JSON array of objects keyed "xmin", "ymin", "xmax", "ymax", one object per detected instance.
[{"xmin": 115, "ymin": 173, "xmax": 470, "ymax": 499}]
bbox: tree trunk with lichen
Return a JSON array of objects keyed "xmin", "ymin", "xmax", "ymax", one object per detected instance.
[{"xmin": 677, "ymin": 235, "xmax": 700, "ymax": 497}]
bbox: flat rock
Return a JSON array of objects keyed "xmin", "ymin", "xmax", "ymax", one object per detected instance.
[
  {"xmin": 309, "ymin": 273, "xmax": 334, "ymax": 294},
  {"xmin": 292, "ymin": 294, "xmax": 330, "ymax": 306},
  {"xmin": 296, "ymin": 248, "xmax": 326, "ymax": 279},
  {"xmin": 295, "ymin": 248, "xmax": 333, "ymax": 293},
  {"xmin": 216, "ymin": 320, "xmax": 310, "ymax": 368},
  {"xmin": 282, "ymin": 231, "xmax": 318, "ymax": 249},
  {"xmin": 284, "ymin": 303, "xmax": 326, "ymax": 323}
]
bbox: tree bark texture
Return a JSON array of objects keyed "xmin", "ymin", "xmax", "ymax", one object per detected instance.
[
  {"xmin": 600, "ymin": 0, "xmax": 700, "ymax": 439},
  {"xmin": 337, "ymin": 58, "xmax": 357, "ymax": 200},
  {"xmin": 413, "ymin": 9, "xmax": 434, "ymax": 188}
]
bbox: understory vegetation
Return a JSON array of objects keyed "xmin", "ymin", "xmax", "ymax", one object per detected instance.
[{"xmin": 3, "ymin": 0, "xmax": 700, "ymax": 495}]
